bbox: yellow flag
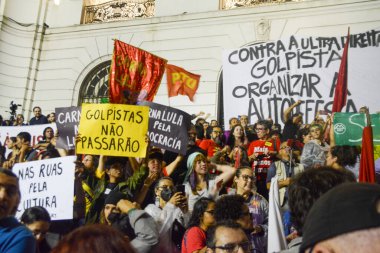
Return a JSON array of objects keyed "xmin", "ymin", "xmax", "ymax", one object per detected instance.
[{"xmin": 77, "ymin": 103, "xmax": 149, "ymax": 157}]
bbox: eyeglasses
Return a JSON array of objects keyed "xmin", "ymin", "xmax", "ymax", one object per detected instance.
[
  {"xmin": 240, "ymin": 174, "xmax": 254, "ymax": 181},
  {"xmin": 213, "ymin": 241, "xmax": 252, "ymax": 253},
  {"xmin": 255, "ymin": 127, "xmax": 266, "ymax": 132}
]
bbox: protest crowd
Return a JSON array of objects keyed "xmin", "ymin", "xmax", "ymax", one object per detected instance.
[{"xmin": 0, "ymin": 100, "xmax": 380, "ymax": 253}]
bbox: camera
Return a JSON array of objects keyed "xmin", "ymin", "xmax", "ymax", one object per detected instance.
[{"xmin": 8, "ymin": 101, "xmax": 22, "ymax": 122}]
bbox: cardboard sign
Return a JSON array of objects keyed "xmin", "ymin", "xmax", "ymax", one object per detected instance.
[
  {"xmin": 141, "ymin": 102, "xmax": 191, "ymax": 155},
  {"xmin": 76, "ymin": 103, "xmax": 149, "ymax": 157},
  {"xmin": 55, "ymin": 106, "xmax": 81, "ymax": 150},
  {"xmin": 13, "ymin": 156, "xmax": 76, "ymax": 220},
  {"xmin": 222, "ymin": 29, "xmax": 380, "ymax": 128},
  {"xmin": 0, "ymin": 124, "xmax": 57, "ymax": 157}
]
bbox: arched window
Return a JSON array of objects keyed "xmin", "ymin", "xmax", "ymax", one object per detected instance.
[{"xmin": 78, "ymin": 60, "xmax": 111, "ymax": 104}]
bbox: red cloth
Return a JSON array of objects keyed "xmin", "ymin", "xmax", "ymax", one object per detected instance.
[
  {"xmin": 166, "ymin": 64, "xmax": 201, "ymax": 101},
  {"xmin": 109, "ymin": 40, "xmax": 167, "ymax": 104},
  {"xmin": 359, "ymin": 126, "xmax": 376, "ymax": 183},
  {"xmin": 181, "ymin": 227, "xmax": 206, "ymax": 253},
  {"xmin": 248, "ymin": 139, "xmax": 280, "ymax": 180},
  {"xmin": 332, "ymin": 29, "xmax": 350, "ymax": 112},
  {"xmin": 199, "ymin": 139, "xmax": 222, "ymax": 158}
]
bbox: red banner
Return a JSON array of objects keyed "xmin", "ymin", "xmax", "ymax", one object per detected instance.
[
  {"xmin": 359, "ymin": 126, "xmax": 376, "ymax": 183},
  {"xmin": 109, "ymin": 40, "xmax": 167, "ymax": 104},
  {"xmin": 332, "ymin": 29, "xmax": 350, "ymax": 112},
  {"xmin": 166, "ymin": 64, "xmax": 200, "ymax": 101}
]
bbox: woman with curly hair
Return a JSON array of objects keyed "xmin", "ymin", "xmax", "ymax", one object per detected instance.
[
  {"xmin": 181, "ymin": 198, "xmax": 215, "ymax": 253},
  {"xmin": 326, "ymin": 145, "xmax": 360, "ymax": 178}
]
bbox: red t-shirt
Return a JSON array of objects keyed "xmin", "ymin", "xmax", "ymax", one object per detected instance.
[
  {"xmin": 181, "ymin": 226, "xmax": 206, "ymax": 253},
  {"xmin": 199, "ymin": 139, "xmax": 222, "ymax": 158},
  {"xmin": 248, "ymin": 139, "xmax": 280, "ymax": 180}
]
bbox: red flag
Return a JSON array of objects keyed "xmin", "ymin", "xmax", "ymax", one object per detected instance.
[
  {"xmin": 359, "ymin": 126, "xmax": 376, "ymax": 183},
  {"xmin": 109, "ymin": 40, "xmax": 167, "ymax": 105},
  {"xmin": 166, "ymin": 64, "xmax": 200, "ymax": 101},
  {"xmin": 332, "ymin": 29, "xmax": 350, "ymax": 112}
]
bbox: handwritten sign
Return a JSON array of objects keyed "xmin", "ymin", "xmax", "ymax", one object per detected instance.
[
  {"xmin": 76, "ymin": 103, "xmax": 149, "ymax": 157},
  {"xmin": 55, "ymin": 106, "xmax": 81, "ymax": 150},
  {"xmin": 222, "ymin": 29, "xmax": 380, "ymax": 128},
  {"xmin": 13, "ymin": 156, "xmax": 76, "ymax": 220},
  {"xmin": 141, "ymin": 102, "xmax": 191, "ymax": 155}
]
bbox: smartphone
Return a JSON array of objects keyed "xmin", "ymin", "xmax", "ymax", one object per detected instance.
[{"xmin": 176, "ymin": 185, "xmax": 185, "ymax": 195}]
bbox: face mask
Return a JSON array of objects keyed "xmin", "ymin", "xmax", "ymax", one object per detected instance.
[{"xmin": 160, "ymin": 188, "xmax": 174, "ymax": 202}]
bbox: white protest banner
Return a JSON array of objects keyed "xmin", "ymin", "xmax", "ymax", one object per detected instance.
[
  {"xmin": 222, "ymin": 29, "xmax": 380, "ymax": 128},
  {"xmin": 0, "ymin": 123, "xmax": 57, "ymax": 157},
  {"xmin": 12, "ymin": 156, "xmax": 76, "ymax": 220}
]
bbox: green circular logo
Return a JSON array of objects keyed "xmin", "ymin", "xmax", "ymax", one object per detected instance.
[{"xmin": 334, "ymin": 123, "xmax": 346, "ymax": 134}]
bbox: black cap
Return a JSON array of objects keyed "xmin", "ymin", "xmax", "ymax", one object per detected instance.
[
  {"xmin": 300, "ymin": 183, "xmax": 380, "ymax": 252},
  {"xmin": 148, "ymin": 148, "xmax": 163, "ymax": 161},
  {"xmin": 105, "ymin": 157, "xmax": 126, "ymax": 169},
  {"xmin": 104, "ymin": 191, "xmax": 128, "ymax": 205}
]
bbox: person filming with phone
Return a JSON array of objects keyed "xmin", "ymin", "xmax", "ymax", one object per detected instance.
[{"xmin": 145, "ymin": 177, "xmax": 189, "ymax": 253}]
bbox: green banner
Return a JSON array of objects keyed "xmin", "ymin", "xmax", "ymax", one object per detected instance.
[{"xmin": 333, "ymin": 113, "xmax": 380, "ymax": 146}]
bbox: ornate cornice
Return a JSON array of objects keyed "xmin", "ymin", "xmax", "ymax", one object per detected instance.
[{"xmin": 82, "ymin": 0, "xmax": 155, "ymax": 24}]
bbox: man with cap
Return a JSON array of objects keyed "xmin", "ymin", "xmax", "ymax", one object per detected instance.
[
  {"xmin": 300, "ymin": 183, "xmax": 380, "ymax": 253},
  {"xmin": 0, "ymin": 168, "xmax": 36, "ymax": 253},
  {"xmin": 102, "ymin": 190, "xmax": 159, "ymax": 253}
]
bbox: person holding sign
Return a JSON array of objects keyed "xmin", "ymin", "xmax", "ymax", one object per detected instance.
[
  {"xmin": 184, "ymin": 152, "xmax": 235, "ymax": 211},
  {"xmin": 135, "ymin": 148, "xmax": 184, "ymax": 209},
  {"xmin": 85, "ymin": 157, "xmax": 142, "ymax": 224}
]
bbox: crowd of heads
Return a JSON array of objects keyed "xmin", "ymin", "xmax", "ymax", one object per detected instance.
[{"xmin": 0, "ymin": 104, "xmax": 379, "ymax": 253}]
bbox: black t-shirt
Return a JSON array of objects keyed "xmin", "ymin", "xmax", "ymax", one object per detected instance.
[{"xmin": 281, "ymin": 119, "xmax": 299, "ymax": 142}]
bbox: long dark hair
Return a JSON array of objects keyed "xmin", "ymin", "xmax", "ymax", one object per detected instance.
[
  {"xmin": 226, "ymin": 124, "xmax": 245, "ymax": 148},
  {"xmin": 187, "ymin": 197, "xmax": 214, "ymax": 228},
  {"xmin": 42, "ymin": 127, "xmax": 54, "ymax": 140}
]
